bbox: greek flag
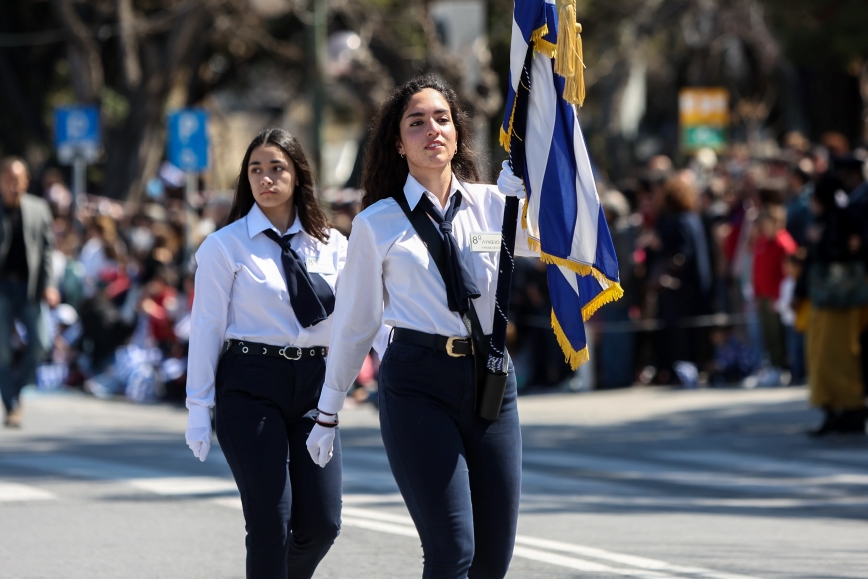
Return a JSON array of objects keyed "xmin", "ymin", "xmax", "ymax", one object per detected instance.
[{"xmin": 502, "ymin": 0, "xmax": 622, "ymax": 369}]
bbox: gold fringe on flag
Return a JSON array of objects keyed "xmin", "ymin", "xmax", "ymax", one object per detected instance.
[
  {"xmin": 580, "ymin": 279, "xmax": 624, "ymax": 321},
  {"xmin": 552, "ymin": 310, "xmax": 590, "ymax": 370},
  {"xmin": 527, "ymin": 239, "xmax": 626, "ymax": 321},
  {"xmin": 500, "ymin": 96, "xmax": 517, "ymax": 152},
  {"xmin": 531, "ymin": 24, "xmax": 557, "ymax": 58}
]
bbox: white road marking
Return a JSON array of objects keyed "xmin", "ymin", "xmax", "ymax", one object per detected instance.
[
  {"xmin": 0, "ymin": 481, "xmax": 55, "ymax": 502},
  {"xmin": 511, "ymin": 546, "xmax": 682, "ymax": 578},
  {"xmin": 336, "ymin": 506, "xmax": 771, "ymax": 579},
  {"xmin": 513, "ymin": 535, "xmax": 769, "ymax": 579},
  {"xmin": 212, "ymin": 496, "xmax": 243, "ymax": 510},
  {"xmin": 342, "ymin": 493, "xmax": 405, "ymax": 505},
  {"xmin": 342, "ymin": 516, "xmax": 419, "ymax": 538},
  {"xmin": 127, "ymin": 477, "xmax": 238, "ymax": 496}
]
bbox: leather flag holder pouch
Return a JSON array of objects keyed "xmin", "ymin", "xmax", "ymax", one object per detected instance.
[{"xmin": 395, "ymin": 194, "xmax": 507, "ymax": 421}]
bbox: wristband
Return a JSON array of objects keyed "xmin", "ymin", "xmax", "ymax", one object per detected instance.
[{"xmin": 315, "ymin": 417, "xmax": 339, "ymax": 428}]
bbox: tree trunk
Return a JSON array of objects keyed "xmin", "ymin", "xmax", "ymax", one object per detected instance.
[{"xmin": 101, "ymin": 2, "xmax": 208, "ymax": 202}]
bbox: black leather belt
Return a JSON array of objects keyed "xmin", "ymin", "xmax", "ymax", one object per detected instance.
[
  {"xmin": 227, "ymin": 339, "xmax": 327, "ymax": 360},
  {"xmin": 392, "ymin": 328, "xmax": 474, "ymax": 358}
]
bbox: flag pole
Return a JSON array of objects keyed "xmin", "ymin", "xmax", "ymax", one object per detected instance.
[{"xmin": 487, "ymin": 51, "xmax": 532, "ymax": 374}]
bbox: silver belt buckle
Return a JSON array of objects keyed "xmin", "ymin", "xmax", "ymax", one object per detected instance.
[
  {"xmin": 445, "ymin": 336, "xmax": 468, "ymax": 358},
  {"xmin": 280, "ymin": 346, "xmax": 302, "ymax": 360}
]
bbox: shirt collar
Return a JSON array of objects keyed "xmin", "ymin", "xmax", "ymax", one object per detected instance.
[
  {"xmin": 402, "ymin": 173, "xmax": 474, "ymax": 211},
  {"xmin": 246, "ymin": 203, "xmax": 303, "ymax": 239}
]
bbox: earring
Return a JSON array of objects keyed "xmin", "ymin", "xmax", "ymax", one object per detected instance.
[{"xmin": 399, "ymin": 152, "xmax": 405, "ymax": 159}]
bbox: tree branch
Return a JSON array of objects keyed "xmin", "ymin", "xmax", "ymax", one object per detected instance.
[{"xmin": 117, "ymin": 0, "xmax": 142, "ymax": 89}]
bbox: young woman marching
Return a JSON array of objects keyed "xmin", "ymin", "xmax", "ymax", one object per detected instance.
[
  {"xmin": 305, "ymin": 74, "xmax": 531, "ymax": 579},
  {"xmin": 185, "ymin": 128, "xmax": 345, "ymax": 579}
]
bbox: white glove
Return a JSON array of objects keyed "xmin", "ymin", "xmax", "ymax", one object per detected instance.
[
  {"xmin": 186, "ymin": 404, "xmax": 212, "ymax": 462},
  {"xmin": 497, "ymin": 160, "xmax": 526, "ymax": 199},
  {"xmin": 306, "ymin": 415, "xmax": 337, "ymax": 468}
]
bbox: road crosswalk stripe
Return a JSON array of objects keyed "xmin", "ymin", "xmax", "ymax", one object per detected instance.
[{"xmin": 0, "ymin": 480, "xmax": 55, "ymax": 502}]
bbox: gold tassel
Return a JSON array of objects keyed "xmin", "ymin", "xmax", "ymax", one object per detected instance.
[
  {"xmin": 554, "ymin": 0, "xmax": 577, "ymax": 78},
  {"xmin": 574, "ymin": 23, "xmax": 586, "ymax": 106},
  {"xmin": 552, "ymin": 0, "xmax": 587, "ymax": 107}
]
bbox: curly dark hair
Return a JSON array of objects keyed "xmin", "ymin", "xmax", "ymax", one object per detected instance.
[
  {"xmin": 361, "ymin": 74, "xmax": 480, "ymax": 209},
  {"xmin": 226, "ymin": 128, "xmax": 330, "ymax": 242}
]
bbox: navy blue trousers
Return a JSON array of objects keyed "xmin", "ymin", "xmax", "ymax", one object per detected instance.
[
  {"xmin": 215, "ymin": 351, "xmax": 342, "ymax": 579},
  {"xmin": 379, "ymin": 341, "xmax": 522, "ymax": 579}
]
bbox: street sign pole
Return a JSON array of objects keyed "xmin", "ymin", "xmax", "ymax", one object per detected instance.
[
  {"xmin": 167, "ymin": 108, "xmax": 209, "ymax": 267},
  {"xmin": 72, "ymin": 157, "xmax": 86, "ymax": 220},
  {"xmin": 185, "ymin": 171, "xmax": 197, "ymax": 264},
  {"xmin": 54, "ymin": 105, "xmax": 100, "ymax": 229}
]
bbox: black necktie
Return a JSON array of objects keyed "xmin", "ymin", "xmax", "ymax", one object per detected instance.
[
  {"xmin": 262, "ymin": 229, "xmax": 335, "ymax": 328},
  {"xmin": 417, "ymin": 192, "xmax": 481, "ymax": 314}
]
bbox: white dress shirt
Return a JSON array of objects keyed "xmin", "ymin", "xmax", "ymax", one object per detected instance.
[
  {"xmin": 318, "ymin": 174, "xmax": 532, "ymax": 414},
  {"xmin": 186, "ymin": 203, "xmax": 348, "ymax": 411}
]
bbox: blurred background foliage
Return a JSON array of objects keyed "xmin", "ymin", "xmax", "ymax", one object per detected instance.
[{"xmin": 0, "ymin": 0, "xmax": 866, "ymax": 199}]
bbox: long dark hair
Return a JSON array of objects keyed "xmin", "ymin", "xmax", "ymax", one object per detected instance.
[
  {"xmin": 361, "ymin": 74, "xmax": 480, "ymax": 209},
  {"xmin": 226, "ymin": 128, "xmax": 330, "ymax": 242}
]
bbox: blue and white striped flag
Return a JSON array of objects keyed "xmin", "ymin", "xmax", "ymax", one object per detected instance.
[{"xmin": 502, "ymin": 0, "xmax": 623, "ymax": 369}]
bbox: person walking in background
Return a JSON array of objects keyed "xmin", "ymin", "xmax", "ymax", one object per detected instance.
[
  {"xmin": 646, "ymin": 174, "xmax": 712, "ymax": 385},
  {"xmin": 306, "ymin": 74, "xmax": 532, "ymax": 578},
  {"xmin": 0, "ymin": 157, "xmax": 57, "ymax": 427},
  {"xmin": 752, "ymin": 203, "xmax": 797, "ymax": 385},
  {"xmin": 185, "ymin": 129, "xmax": 346, "ymax": 578},
  {"xmin": 802, "ymin": 174, "xmax": 868, "ymax": 436}
]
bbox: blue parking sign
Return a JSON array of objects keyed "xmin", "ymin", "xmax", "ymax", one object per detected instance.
[
  {"xmin": 168, "ymin": 109, "xmax": 209, "ymax": 171},
  {"xmin": 54, "ymin": 105, "xmax": 101, "ymax": 164}
]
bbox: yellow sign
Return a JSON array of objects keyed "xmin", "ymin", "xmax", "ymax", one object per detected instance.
[
  {"xmin": 679, "ymin": 88, "xmax": 730, "ymax": 152},
  {"xmin": 679, "ymin": 88, "xmax": 729, "ymax": 126}
]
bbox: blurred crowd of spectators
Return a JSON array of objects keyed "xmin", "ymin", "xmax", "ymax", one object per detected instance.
[
  {"xmin": 581, "ymin": 130, "xmax": 868, "ymax": 399},
  {"xmin": 9, "ymin": 128, "xmax": 868, "ymax": 408},
  {"xmin": 14, "ymin": 172, "xmax": 233, "ymax": 404}
]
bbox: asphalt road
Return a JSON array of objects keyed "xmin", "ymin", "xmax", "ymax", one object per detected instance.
[{"xmin": 0, "ymin": 385, "xmax": 866, "ymax": 579}]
